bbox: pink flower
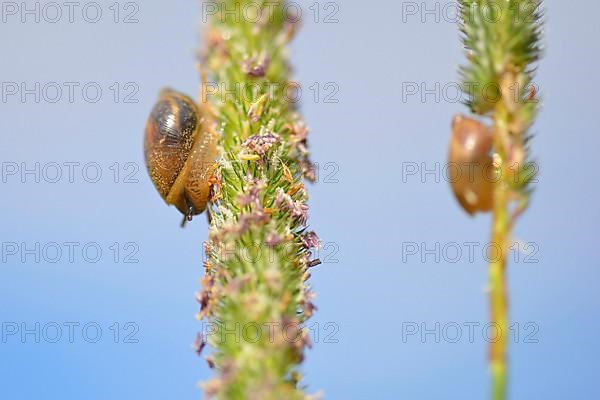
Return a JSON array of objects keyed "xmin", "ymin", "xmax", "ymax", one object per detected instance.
[
  {"xmin": 242, "ymin": 133, "xmax": 281, "ymax": 156},
  {"xmin": 241, "ymin": 55, "xmax": 271, "ymax": 78}
]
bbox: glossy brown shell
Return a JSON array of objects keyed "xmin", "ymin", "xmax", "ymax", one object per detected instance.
[
  {"xmin": 144, "ymin": 89, "xmax": 217, "ymax": 217},
  {"xmin": 448, "ymin": 115, "xmax": 494, "ymax": 215}
]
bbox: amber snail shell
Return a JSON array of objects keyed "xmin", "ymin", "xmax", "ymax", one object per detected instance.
[
  {"xmin": 448, "ymin": 115, "xmax": 494, "ymax": 215},
  {"xmin": 144, "ymin": 88, "xmax": 217, "ymax": 221}
]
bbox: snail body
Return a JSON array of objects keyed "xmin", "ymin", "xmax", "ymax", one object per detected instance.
[
  {"xmin": 448, "ymin": 115, "xmax": 495, "ymax": 215},
  {"xmin": 144, "ymin": 89, "xmax": 217, "ymax": 221}
]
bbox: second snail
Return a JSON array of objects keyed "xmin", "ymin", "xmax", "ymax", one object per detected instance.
[{"xmin": 448, "ymin": 115, "xmax": 496, "ymax": 215}]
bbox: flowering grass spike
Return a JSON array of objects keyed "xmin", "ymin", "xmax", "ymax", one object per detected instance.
[{"xmin": 196, "ymin": 1, "xmax": 320, "ymax": 399}]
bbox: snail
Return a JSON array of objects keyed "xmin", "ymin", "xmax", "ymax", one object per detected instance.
[
  {"xmin": 144, "ymin": 88, "xmax": 218, "ymax": 224},
  {"xmin": 448, "ymin": 115, "xmax": 495, "ymax": 215}
]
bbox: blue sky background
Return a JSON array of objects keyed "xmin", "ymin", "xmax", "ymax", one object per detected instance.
[{"xmin": 1, "ymin": 0, "xmax": 599, "ymax": 398}]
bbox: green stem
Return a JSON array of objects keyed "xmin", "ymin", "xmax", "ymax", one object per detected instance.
[
  {"xmin": 489, "ymin": 174, "xmax": 509, "ymax": 400},
  {"xmin": 489, "ymin": 104, "xmax": 511, "ymax": 400},
  {"xmin": 457, "ymin": 2, "xmax": 543, "ymax": 397}
]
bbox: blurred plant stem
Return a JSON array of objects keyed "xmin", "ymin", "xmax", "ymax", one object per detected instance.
[
  {"xmin": 195, "ymin": 1, "xmax": 320, "ymax": 399},
  {"xmin": 489, "ymin": 103, "xmax": 510, "ymax": 400},
  {"xmin": 457, "ymin": 1, "xmax": 543, "ymax": 398}
]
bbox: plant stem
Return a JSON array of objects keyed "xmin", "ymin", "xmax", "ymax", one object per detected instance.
[
  {"xmin": 489, "ymin": 155, "xmax": 509, "ymax": 400},
  {"xmin": 457, "ymin": 2, "xmax": 543, "ymax": 397},
  {"xmin": 487, "ymin": 100, "xmax": 512, "ymax": 400}
]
